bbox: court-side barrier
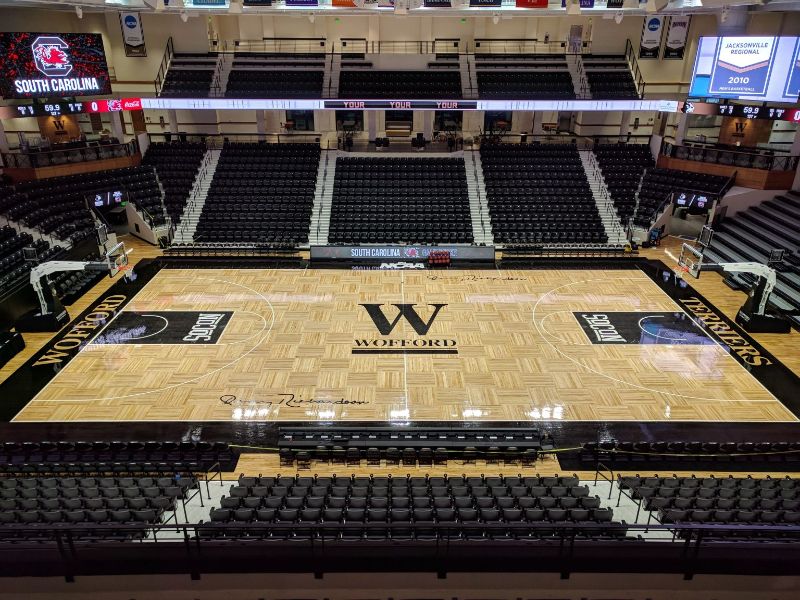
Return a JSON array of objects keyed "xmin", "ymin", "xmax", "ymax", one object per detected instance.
[
  {"xmin": 310, "ymin": 245, "xmax": 496, "ymax": 262},
  {"xmin": 1, "ymin": 520, "xmax": 800, "ymax": 581},
  {"xmin": 166, "ymin": 243, "xmax": 303, "ymax": 257},
  {"xmin": 501, "ymin": 243, "xmax": 632, "ymax": 257}
]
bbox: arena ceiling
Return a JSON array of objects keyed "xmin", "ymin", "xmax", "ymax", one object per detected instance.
[{"xmin": 1, "ymin": 0, "xmax": 799, "ymax": 17}]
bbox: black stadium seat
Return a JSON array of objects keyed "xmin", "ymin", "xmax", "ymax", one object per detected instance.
[
  {"xmin": 593, "ymin": 144, "xmax": 654, "ymax": 225},
  {"xmin": 480, "ymin": 143, "xmax": 607, "ymax": 245},
  {"xmin": 327, "ymin": 157, "xmax": 473, "ymax": 245},
  {"xmin": 142, "ymin": 141, "xmax": 206, "ymax": 225},
  {"xmin": 338, "ymin": 71, "xmax": 462, "ymax": 99},
  {"xmin": 193, "ymin": 142, "xmax": 320, "ymax": 245}
]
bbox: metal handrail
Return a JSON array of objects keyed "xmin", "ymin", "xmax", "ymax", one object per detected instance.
[
  {"xmin": 1, "ymin": 141, "xmax": 139, "ymax": 169},
  {"xmin": 225, "ymin": 38, "xmax": 327, "ymax": 54},
  {"xmin": 661, "ymin": 140, "xmax": 799, "ymax": 173},
  {"xmin": 471, "ymin": 39, "xmax": 571, "ymax": 56},
  {"xmin": 154, "ymin": 36, "xmax": 175, "ymax": 96},
  {"xmin": 624, "ymin": 38, "xmax": 646, "ymax": 99}
]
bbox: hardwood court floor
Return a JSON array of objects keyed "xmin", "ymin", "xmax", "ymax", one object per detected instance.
[{"xmin": 11, "ymin": 262, "xmax": 796, "ymax": 423}]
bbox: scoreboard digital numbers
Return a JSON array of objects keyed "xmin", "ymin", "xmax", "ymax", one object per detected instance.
[
  {"xmin": 1, "ymin": 98, "xmax": 142, "ymax": 120},
  {"xmin": 717, "ymin": 103, "xmax": 792, "ymax": 120},
  {"xmin": 15, "ymin": 101, "xmax": 88, "ymax": 117}
]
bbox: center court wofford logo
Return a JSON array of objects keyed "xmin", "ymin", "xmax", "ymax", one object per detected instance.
[
  {"xmin": 354, "ymin": 303, "xmax": 458, "ymax": 355},
  {"xmin": 32, "ymin": 36, "xmax": 73, "ymax": 78}
]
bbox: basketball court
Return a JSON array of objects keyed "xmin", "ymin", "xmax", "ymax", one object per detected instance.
[{"xmin": 6, "ymin": 259, "xmax": 798, "ymax": 424}]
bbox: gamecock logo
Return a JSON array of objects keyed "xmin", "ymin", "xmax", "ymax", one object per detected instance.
[{"xmin": 32, "ymin": 36, "xmax": 73, "ymax": 78}]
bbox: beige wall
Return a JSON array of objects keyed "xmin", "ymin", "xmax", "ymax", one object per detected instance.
[{"xmin": 1, "ymin": 7, "xmax": 800, "ymax": 140}]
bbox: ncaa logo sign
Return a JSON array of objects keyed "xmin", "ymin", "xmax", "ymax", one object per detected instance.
[
  {"xmin": 647, "ymin": 18, "xmax": 660, "ymax": 31},
  {"xmin": 124, "ymin": 15, "xmax": 138, "ymax": 28},
  {"xmin": 31, "ymin": 36, "xmax": 73, "ymax": 78}
]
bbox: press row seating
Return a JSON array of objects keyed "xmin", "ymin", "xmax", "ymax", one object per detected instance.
[
  {"xmin": 578, "ymin": 440, "xmax": 800, "ymax": 471},
  {"xmin": 0, "ymin": 441, "xmax": 236, "ymax": 474}
]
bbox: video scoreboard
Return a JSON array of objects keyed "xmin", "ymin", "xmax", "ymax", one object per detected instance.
[
  {"xmin": 716, "ymin": 104, "xmax": 796, "ymax": 121},
  {"xmin": 0, "ymin": 98, "xmax": 143, "ymax": 119}
]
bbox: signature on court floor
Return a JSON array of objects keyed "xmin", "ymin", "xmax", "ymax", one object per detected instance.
[{"xmin": 220, "ymin": 393, "xmax": 370, "ymax": 408}]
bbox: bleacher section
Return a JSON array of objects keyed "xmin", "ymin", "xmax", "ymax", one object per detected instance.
[
  {"xmin": 582, "ymin": 55, "xmax": 639, "ymax": 99},
  {"xmin": 619, "ymin": 474, "xmax": 800, "ymax": 530},
  {"xmin": 586, "ymin": 71, "xmax": 639, "ymax": 99},
  {"xmin": 160, "ymin": 69, "xmax": 215, "ymax": 97},
  {"xmin": 474, "ymin": 53, "xmax": 574, "ymax": 99},
  {"xmin": 193, "ymin": 143, "xmax": 320, "ymax": 245},
  {"xmin": 201, "ymin": 473, "xmax": 625, "ymax": 540},
  {"xmin": 704, "ymin": 191, "xmax": 800, "ymax": 328},
  {"xmin": 142, "ymin": 141, "xmax": 206, "ymax": 225},
  {"xmin": 593, "ymin": 144, "xmax": 654, "ymax": 225},
  {"xmin": 159, "ymin": 53, "xmax": 217, "ymax": 97},
  {"xmin": 226, "ymin": 70, "xmax": 323, "ymax": 98},
  {"xmin": 0, "ymin": 441, "xmax": 235, "ymax": 476},
  {"xmin": 476, "ymin": 71, "xmax": 575, "ymax": 100},
  {"xmin": 0, "ymin": 228, "xmax": 60, "ymax": 295},
  {"xmin": 578, "ymin": 440, "xmax": 800, "ymax": 472},
  {"xmin": 327, "ymin": 157, "xmax": 473, "ymax": 245},
  {"xmin": 0, "ymin": 475, "xmax": 196, "ymax": 533},
  {"xmin": 0, "ymin": 166, "xmax": 168, "ymax": 244},
  {"xmin": 338, "ymin": 71, "xmax": 462, "ymax": 99},
  {"xmin": 634, "ymin": 168, "xmax": 729, "ymax": 228},
  {"xmin": 480, "ymin": 143, "xmax": 607, "ymax": 245}
]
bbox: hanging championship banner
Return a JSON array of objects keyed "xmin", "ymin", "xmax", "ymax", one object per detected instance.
[
  {"xmin": 561, "ymin": 0, "xmax": 594, "ymax": 7},
  {"xmin": 424, "ymin": 0, "xmax": 451, "ymax": 5},
  {"xmin": 606, "ymin": 0, "xmax": 623, "ymax": 7},
  {"xmin": 709, "ymin": 37, "xmax": 777, "ymax": 98},
  {"xmin": 285, "ymin": 0, "xmax": 318, "ymax": 5},
  {"xmin": 639, "ymin": 15, "xmax": 664, "ymax": 59},
  {"xmin": 120, "ymin": 12, "xmax": 146, "ymax": 58},
  {"xmin": 518, "ymin": 0, "xmax": 549, "ymax": 8},
  {"xmin": 470, "ymin": 0, "xmax": 502, "ymax": 6},
  {"xmin": 663, "ymin": 16, "xmax": 691, "ymax": 59}
]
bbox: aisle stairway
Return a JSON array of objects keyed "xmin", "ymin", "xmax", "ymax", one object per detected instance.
[
  {"xmin": 567, "ymin": 54, "xmax": 590, "ymax": 99},
  {"xmin": 463, "ymin": 150, "xmax": 493, "ymax": 245},
  {"xmin": 325, "ymin": 54, "xmax": 341, "ymax": 98},
  {"xmin": 703, "ymin": 191, "xmax": 800, "ymax": 329},
  {"xmin": 174, "ymin": 149, "xmax": 221, "ymax": 244},
  {"xmin": 460, "ymin": 54, "xmax": 477, "ymax": 99},
  {"xmin": 579, "ymin": 150, "xmax": 626, "ymax": 244},
  {"xmin": 309, "ymin": 150, "xmax": 337, "ymax": 245}
]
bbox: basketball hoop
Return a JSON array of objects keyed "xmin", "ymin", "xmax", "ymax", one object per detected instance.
[{"xmin": 676, "ymin": 265, "xmax": 690, "ymax": 279}]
